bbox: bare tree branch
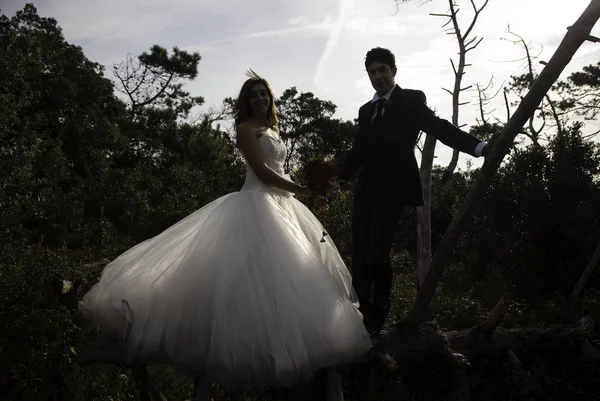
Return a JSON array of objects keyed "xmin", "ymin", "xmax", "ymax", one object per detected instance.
[
  {"xmin": 464, "ymin": 0, "xmax": 490, "ymax": 38},
  {"xmin": 437, "ymin": 0, "xmax": 491, "ymax": 187},
  {"xmin": 419, "ymin": 0, "xmax": 492, "ymax": 287},
  {"xmin": 503, "ymin": 89, "xmax": 511, "ymax": 123},
  {"xmin": 465, "ymin": 36, "xmax": 485, "ymax": 52}
]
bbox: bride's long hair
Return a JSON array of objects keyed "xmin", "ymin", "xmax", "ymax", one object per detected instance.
[{"xmin": 234, "ymin": 69, "xmax": 279, "ymax": 129}]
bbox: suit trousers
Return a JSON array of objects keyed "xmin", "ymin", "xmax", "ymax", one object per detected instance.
[{"xmin": 351, "ymin": 189, "xmax": 405, "ymax": 322}]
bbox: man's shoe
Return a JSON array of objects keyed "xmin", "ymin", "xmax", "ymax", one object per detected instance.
[
  {"xmin": 367, "ymin": 326, "xmax": 382, "ymax": 338},
  {"xmin": 365, "ymin": 318, "xmax": 384, "ymax": 338},
  {"xmin": 365, "ymin": 308, "xmax": 387, "ymax": 338}
]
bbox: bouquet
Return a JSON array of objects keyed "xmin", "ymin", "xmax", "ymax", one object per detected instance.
[{"xmin": 302, "ymin": 159, "xmax": 337, "ymax": 195}]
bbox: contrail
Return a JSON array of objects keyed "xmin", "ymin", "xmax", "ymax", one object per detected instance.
[
  {"xmin": 196, "ymin": 23, "xmax": 331, "ymax": 50},
  {"xmin": 314, "ymin": 0, "xmax": 354, "ymax": 88}
]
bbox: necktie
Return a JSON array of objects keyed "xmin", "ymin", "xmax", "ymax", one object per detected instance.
[{"xmin": 371, "ymin": 98, "xmax": 386, "ymax": 125}]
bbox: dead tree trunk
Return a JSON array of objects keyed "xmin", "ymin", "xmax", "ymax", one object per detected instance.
[
  {"xmin": 565, "ymin": 239, "xmax": 600, "ymax": 321},
  {"xmin": 405, "ymin": 0, "xmax": 600, "ymax": 326},
  {"xmin": 417, "ymin": 0, "xmax": 489, "ymax": 288},
  {"xmin": 417, "ymin": 135, "xmax": 436, "ymax": 290},
  {"xmin": 436, "ymin": 0, "xmax": 490, "ymax": 186}
]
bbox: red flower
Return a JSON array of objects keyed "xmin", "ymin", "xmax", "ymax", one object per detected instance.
[{"xmin": 303, "ymin": 159, "xmax": 335, "ymax": 194}]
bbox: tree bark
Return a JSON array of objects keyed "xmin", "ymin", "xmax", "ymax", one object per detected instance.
[
  {"xmin": 404, "ymin": 0, "xmax": 600, "ymax": 326},
  {"xmin": 417, "ymin": 135, "xmax": 437, "ymax": 290},
  {"xmin": 439, "ymin": 0, "xmax": 490, "ymax": 186},
  {"xmin": 75, "ymin": 296, "xmax": 597, "ymax": 401},
  {"xmin": 565, "ymin": 239, "xmax": 600, "ymax": 321},
  {"xmin": 442, "ymin": 148, "xmax": 461, "ymax": 186},
  {"xmin": 77, "ymin": 311, "xmax": 596, "ymax": 372},
  {"xmin": 325, "ymin": 368, "xmax": 344, "ymax": 401},
  {"xmin": 418, "ymin": 0, "xmax": 489, "ymax": 287}
]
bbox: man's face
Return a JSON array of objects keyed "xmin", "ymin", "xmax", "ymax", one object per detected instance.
[{"xmin": 367, "ymin": 61, "xmax": 397, "ymax": 95}]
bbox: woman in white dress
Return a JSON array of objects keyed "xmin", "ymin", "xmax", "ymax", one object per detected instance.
[{"xmin": 79, "ymin": 70, "xmax": 372, "ymax": 391}]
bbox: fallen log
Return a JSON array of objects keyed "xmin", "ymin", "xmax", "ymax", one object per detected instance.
[
  {"xmin": 362, "ymin": 295, "xmax": 596, "ymax": 366},
  {"xmin": 75, "ymin": 292, "xmax": 598, "ymax": 401},
  {"xmin": 70, "ymin": 257, "xmax": 599, "ymax": 401}
]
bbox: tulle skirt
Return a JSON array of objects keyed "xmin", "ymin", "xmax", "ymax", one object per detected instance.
[{"xmin": 79, "ymin": 188, "xmax": 372, "ymax": 389}]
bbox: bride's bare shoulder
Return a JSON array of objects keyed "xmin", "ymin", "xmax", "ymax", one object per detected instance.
[{"xmin": 236, "ymin": 122, "xmax": 265, "ymax": 138}]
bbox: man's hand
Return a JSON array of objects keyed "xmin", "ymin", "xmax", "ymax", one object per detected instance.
[{"xmin": 482, "ymin": 143, "xmax": 491, "ymax": 157}]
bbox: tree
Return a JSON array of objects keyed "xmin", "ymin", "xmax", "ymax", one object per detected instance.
[
  {"xmin": 404, "ymin": 0, "xmax": 490, "ymax": 291},
  {"xmin": 406, "ymin": 0, "xmax": 600, "ymax": 324},
  {"xmin": 275, "ymin": 87, "xmax": 338, "ymax": 170},
  {"xmin": 502, "ymin": 30, "xmax": 568, "ymax": 145},
  {"xmin": 0, "ymin": 4, "xmax": 133, "ymax": 399},
  {"xmin": 0, "ymin": 5, "xmax": 245, "ymax": 399},
  {"xmin": 437, "ymin": 0, "xmax": 491, "ymax": 185},
  {"xmin": 555, "ymin": 59, "xmax": 600, "ymax": 137},
  {"xmin": 0, "ymin": 3, "xmax": 127, "ymax": 248},
  {"xmin": 113, "ymin": 45, "xmax": 203, "ymax": 120},
  {"xmin": 463, "ymin": 121, "xmax": 600, "ymax": 299}
]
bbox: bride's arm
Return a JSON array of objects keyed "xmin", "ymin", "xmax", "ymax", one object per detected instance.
[{"xmin": 236, "ymin": 123, "xmax": 312, "ymax": 196}]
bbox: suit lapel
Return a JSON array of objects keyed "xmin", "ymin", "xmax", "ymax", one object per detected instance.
[
  {"xmin": 361, "ymin": 101, "xmax": 377, "ymax": 132},
  {"xmin": 389, "ymin": 85, "xmax": 403, "ymax": 105},
  {"xmin": 376, "ymin": 86, "xmax": 403, "ymax": 127}
]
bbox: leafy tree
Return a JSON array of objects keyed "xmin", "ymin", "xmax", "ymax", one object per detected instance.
[
  {"xmin": 467, "ymin": 122, "xmax": 600, "ymax": 299},
  {"xmin": 275, "ymin": 87, "xmax": 347, "ymax": 170},
  {"xmin": 0, "ymin": 5, "xmax": 243, "ymax": 399},
  {"xmin": 107, "ymin": 112, "xmax": 244, "ymax": 242},
  {"xmin": 0, "ymin": 5, "xmax": 132, "ymax": 398},
  {"xmin": 113, "ymin": 45, "xmax": 203, "ymax": 120},
  {"xmin": 555, "ymin": 60, "xmax": 600, "ymax": 136},
  {"xmin": 0, "ymin": 3, "xmax": 127, "ymax": 249}
]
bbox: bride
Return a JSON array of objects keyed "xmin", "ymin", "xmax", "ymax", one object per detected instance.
[{"xmin": 79, "ymin": 70, "xmax": 372, "ymax": 390}]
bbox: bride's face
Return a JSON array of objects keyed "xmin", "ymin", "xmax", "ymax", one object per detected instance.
[{"xmin": 249, "ymin": 83, "xmax": 270, "ymax": 116}]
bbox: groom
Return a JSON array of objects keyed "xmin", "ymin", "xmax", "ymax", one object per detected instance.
[{"xmin": 336, "ymin": 47, "xmax": 491, "ymax": 337}]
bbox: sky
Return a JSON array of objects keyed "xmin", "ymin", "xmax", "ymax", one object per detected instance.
[{"xmin": 2, "ymin": 0, "xmax": 600, "ymax": 169}]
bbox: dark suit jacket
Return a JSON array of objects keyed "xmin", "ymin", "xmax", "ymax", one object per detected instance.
[{"xmin": 337, "ymin": 85, "xmax": 482, "ymax": 206}]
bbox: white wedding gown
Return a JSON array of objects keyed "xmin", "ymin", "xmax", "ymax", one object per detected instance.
[{"xmin": 79, "ymin": 130, "xmax": 371, "ymax": 389}]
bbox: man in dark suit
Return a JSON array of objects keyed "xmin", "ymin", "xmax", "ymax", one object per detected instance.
[{"xmin": 336, "ymin": 47, "xmax": 490, "ymax": 337}]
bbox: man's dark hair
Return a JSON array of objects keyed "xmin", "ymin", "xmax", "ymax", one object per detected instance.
[{"xmin": 365, "ymin": 47, "xmax": 396, "ymax": 70}]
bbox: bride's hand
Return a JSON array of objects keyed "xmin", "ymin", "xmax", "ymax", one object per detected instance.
[{"xmin": 295, "ymin": 185, "xmax": 316, "ymax": 197}]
